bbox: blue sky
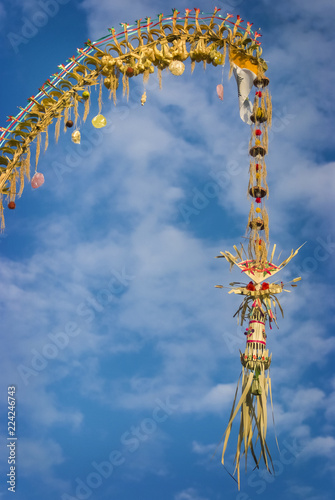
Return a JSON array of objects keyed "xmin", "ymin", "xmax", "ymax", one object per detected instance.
[{"xmin": 0, "ymin": 1, "xmax": 334, "ymax": 499}]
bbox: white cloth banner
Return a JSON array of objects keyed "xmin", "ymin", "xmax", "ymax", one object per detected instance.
[{"xmin": 233, "ymin": 64, "xmax": 256, "ymax": 125}]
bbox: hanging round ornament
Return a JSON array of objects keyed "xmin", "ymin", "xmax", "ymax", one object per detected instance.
[
  {"xmin": 169, "ymin": 60, "xmax": 185, "ymax": 76},
  {"xmin": 31, "ymin": 172, "xmax": 45, "ymax": 189},
  {"xmin": 8, "ymin": 201, "xmax": 16, "ymax": 209},
  {"xmin": 71, "ymin": 130, "xmax": 81, "ymax": 144},
  {"xmin": 126, "ymin": 67, "xmax": 135, "ymax": 77},
  {"xmin": 216, "ymin": 84, "xmax": 224, "ymax": 101},
  {"xmin": 92, "ymin": 114, "xmax": 107, "ymax": 128},
  {"xmin": 210, "ymin": 50, "xmax": 224, "ymax": 66}
]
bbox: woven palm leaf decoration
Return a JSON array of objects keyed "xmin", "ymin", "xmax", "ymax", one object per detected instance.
[
  {"xmin": 0, "ymin": 9, "xmax": 267, "ymax": 230},
  {"xmin": 215, "ymin": 71, "xmax": 303, "ymax": 488}
]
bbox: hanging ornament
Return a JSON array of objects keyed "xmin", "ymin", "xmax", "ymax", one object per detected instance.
[
  {"xmin": 92, "ymin": 114, "xmax": 107, "ymax": 128},
  {"xmin": 169, "ymin": 60, "xmax": 185, "ymax": 76},
  {"xmin": 250, "ymin": 142, "xmax": 266, "ymax": 157},
  {"xmin": 66, "ymin": 120, "xmax": 73, "ymax": 128},
  {"xmin": 71, "ymin": 130, "xmax": 81, "ymax": 144},
  {"xmin": 254, "ymin": 76, "xmax": 270, "ymax": 88},
  {"xmin": 126, "ymin": 67, "xmax": 135, "ymax": 77},
  {"xmin": 82, "ymin": 91, "xmax": 90, "ymax": 100},
  {"xmin": 31, "ymin": 172, "xmax": 45, "ymax": 189},
  {"xmin": 141, "ymin": 91, "xmax": 147, "ymax": 106},
  {"xmin": 251, "ymin": 108, "xmax": 267, "ymax": 124},
  {"xmin": 216, "ymin": 84, "xmax": 224, "ymax": 101},
  {"xmin": 210, "ymin": 50, "xmax": 224, "ymax": 66},
  {"xmin": 249, "ymin": 186, "xmax": 267, "ymax": 198},
  {"xmin": 8, "ymin": 201, "xmax": 16, "ymax": 209}
]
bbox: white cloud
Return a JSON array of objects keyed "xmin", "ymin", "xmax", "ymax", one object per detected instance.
[
  {"xmin": 18, "ymin": 438, "xmax": 64, "ymax": 474},
  {"xmin": 302, "ymin": 436, "xmax": 335, "ymax": 459},
  {"xmin": 175, "ymin": 488, "xmax": 209, "ymax": 500},
  {"xmin": 192, "ymin": 440, "xmax": 216, "ymax": 455}
]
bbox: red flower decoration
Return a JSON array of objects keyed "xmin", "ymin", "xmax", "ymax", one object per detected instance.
[
  {"xmin": 256, "ymin": 197, "xmax": 261, "ymax": 203},
  {"xmin": 255, "ymin": 129, "xmax": 262, "ymax": 136},
  {"xmin": 256, "ymin": 91, "xmax": 262, "ymax": 97},
  {"xmin": 261, "ymin": 282, "xmax": 270, "ymax": 290},
  {"xmin": 246, "ymin": 281, "xmax": 256, "ymax": 291}
]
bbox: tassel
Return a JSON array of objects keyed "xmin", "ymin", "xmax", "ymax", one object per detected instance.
[
  {"xmin": 18, "ymin": 164, "xmax": 25, "ymax": 197},
  {"xmin": 74, "ymin": 97, "xmax": 79, "ymax": 128},
  {"xmin": 249, "ymin": 125, "xmax": 255, "ymax": 151},
  {"xmin": 63, "ymin": 107, "xmax": 69, "ymax": 132},
  {"xmin": 143, "ymin": 68, "xmax": 150, "ymax": 85},
  {"xmin": 248, "ymin": 162, "xmax": 254, "ymax": 196},
  {"xmin": 228, "ymin": 46, "xmax": 234, "ymax": 80},
  {"xmin": 157, "ymin": 68, "xmax": 163, "ymax": 89},
  {"xmin": 262, "ymin": 207, "xmax": 269, "ymax": 242},
  {"xmin": 112, "ymin": 74, "xmax": 119, "ymax": 105},
  {"xmin": 265, "ymin": 125, "xmax": 269, "ymax": 150},
  {"xmin": 44, "ymin": 127, "xmax": 49, "ymax": 153},
  {"xmin": 24, "ymin": 147, "xmax": 31, "ymax": 181},
  {"xmin": 98, "ymin": 77, "xmax": 103, "ymax": 112},
  {"xmin": 35, "ymin": 133, "xmax": 41, "ymax": 169},
  {"xmin": 0, "ymin": 197, "xmax": 4, "ymax": 232},
  {"xmin": 83, "ymin": 89, "xmax": 90, "ymax": 122},
  {"xmin": 10, "ymin": 170, "xmax": 18, "ymax": 200},
  {"xmin": 222, "ymin": 40, "xmax": 227, "ymax": 67},
  {"xmin": 262, "ymin": 161, "xmax": 269, "ymax": 196},
  {"xmin": 265, "ymin": 89, "xmax": 272, "ymax": 128},
  {"xmin": 55, "ymin": 115, "xmax": 61, "ymax": 143},
  {"xmin": 247, "ymin": 202, "xmax": 255, "ymax": 229}
]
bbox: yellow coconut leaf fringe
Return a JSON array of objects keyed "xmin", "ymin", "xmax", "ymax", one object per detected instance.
[
  {"xmin": 35, "ymin": 133, "xmax": 41, "ymax": 170},
  {"xmin": 83, "ymin": 90, "xmax": 90, "ymax": 123},
  {"xmin": 44, "ymin": 128, "xmax": 49, "ymax": 153},
  {"xmin": 24, "ymin": 148, "xmax": 31, "ymax": 181},
  {"xmin": 221, "ymin": 367, "xmax": 274, "ymax": 490},
  {"xmin": 63, "ymin": 107, "xmax": 69, "ymax": 132},
  {"xmin": 0, "ymin": 198, "xmax": 4, "ymax": 231},
  {"xmin": 55, "ymin": 115, "xmax": 61, "ymax": 143}
]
